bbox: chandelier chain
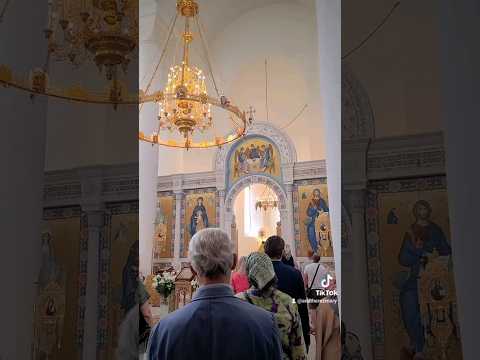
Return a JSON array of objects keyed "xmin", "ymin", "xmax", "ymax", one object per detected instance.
[
  {"xmin": 195, "ymin": 15, "xmax": 220, "ymax": 97},
  {"xmin": 265, "ymin": 59, "xmax": 270, "ymax": 122},
  {"xmin": 140, "ymin": 12, "xmax": 179, "ymax": 111}
]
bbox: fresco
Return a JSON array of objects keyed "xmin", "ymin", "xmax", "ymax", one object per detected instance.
[
  {"xmin": 153, "ymin": 194, "xmax": 174, "ymax": 260},
  {"xmin": 38, "ymin": 207, "xmax": 82, "ymax": 360},
  {"xmin": 98, "ymin": 202, "xmax": 138, "ymax": 360},
  {"xmin": 182, "ymin": 191, "xmax": 216, "ymax": 258},
  {"xmin": 228, "ymin": 136, "xmax": 281, "ymax": 187},
  {"xmin": 366, "ymin": 177, "xmax": 462, "ymax": 360},
  {"xmin": 294, "ymin": 181, "xmax": 331, "ymax": 258}
]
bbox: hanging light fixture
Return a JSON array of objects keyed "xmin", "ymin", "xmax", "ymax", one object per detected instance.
[
  {"xmin": 139, "ymin": 0, "xmax": 247, "ymax": 149},
  {"xmin": 0, "ymin": 0, "xmax": 139, "ymax": 106},
  {"xmin": 255, "ymin": 185, "xmax": 278, "ymax": 212}
]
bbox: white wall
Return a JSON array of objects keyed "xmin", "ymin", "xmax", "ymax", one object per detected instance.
[{"xmin": 157, "ymin": 1, "xmax": 327, "ymax": 175}]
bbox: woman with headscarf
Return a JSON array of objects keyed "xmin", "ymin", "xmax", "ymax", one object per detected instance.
[{"xmin": 237, "ymin": 252, "xmax": 307, "ymax": 360}]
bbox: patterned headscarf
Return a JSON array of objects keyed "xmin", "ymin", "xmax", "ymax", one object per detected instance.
[{"xmin": 245, "ymin": 252, "xmax": 276, "ymax": 290}]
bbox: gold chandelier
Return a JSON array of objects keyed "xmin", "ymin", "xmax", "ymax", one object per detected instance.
[
  {"xmin": 255, "ymin": 186, "xmax": 278, "ymax": 212},
  {"xmin": 139, "ymin": 0, "xmax": 248, "ymax": 149},
  {"xmin": 0, "ymin": 0, "xmax": 138, "ymax": 105}
]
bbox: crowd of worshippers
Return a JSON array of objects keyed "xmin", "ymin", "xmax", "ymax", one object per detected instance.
[{"xmin": 118, "ymin": 228, "xmax": 341, "ymax": 360}]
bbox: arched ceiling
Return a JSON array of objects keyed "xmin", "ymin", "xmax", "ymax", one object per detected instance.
[{"xmin": 141, "ymin": 0, "xmax": 315, "ymax": 43}]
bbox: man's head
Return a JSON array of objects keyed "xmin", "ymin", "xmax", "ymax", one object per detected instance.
[
  {"xmin": 264, "ymin": 235, "xmax": 285, "ymax": 260},
  {"xmin": 196, "ymin": 197, "xmax": 204, "ymax": 206},
  {"xmin": 188, "ymin": 228, "xmax": 236, "ymax": 285},
  {"xmin": 313, "ymin": 189, "xmax": 321, "ymax": 200}
]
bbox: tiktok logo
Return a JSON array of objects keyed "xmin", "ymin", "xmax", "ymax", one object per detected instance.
[{"xmin": 321, "ymin": 274, "xmax": 333, "ymax": 288}]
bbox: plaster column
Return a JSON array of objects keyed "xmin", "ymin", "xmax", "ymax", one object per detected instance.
[
  {"xmin": 173, "ymin": 191, "xmax": 183, "ymax": 264},
  {"xmin": 0, "ymin": 1, "xmax": 48, "ymax": 358},
  {"xmin": 81, "ymin": 209, "xmax": 105, "ymax": 360},
  {"xmin": 348, "ymin": 190, "xmax": 372, "ymax": 359},
  {"xmin": 439, "ymin": 1, "xmax": 480, "ymax": 358},
  {"xmin": 139, "ymin": 6, "xmax": 160, "ymax": 276},
  {"xmin": 284, "ymin": 184, "xmax": 296, "ymax": 256},
  {"xmin": 217, "ymin": 189, "xmax": 226, "ymax": 231},
  {"xmin": 315, "ymin": 0, "xmax": 342, "ymax": 309}
]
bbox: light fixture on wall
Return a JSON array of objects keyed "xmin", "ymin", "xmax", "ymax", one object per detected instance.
[
  {"xmin": 0, "ymin": 0, "xmax": 139, "ymax": 106},
  {"xmin": 138, "ymin": 0, "xmax": 248, "ymax": 149}
]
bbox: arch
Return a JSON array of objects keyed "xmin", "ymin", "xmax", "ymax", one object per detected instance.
[
  {"xmin": 224, "ymin": 175, "xmax": 287, "ymax": 213},
  {"xmin": 214, "ymin": 122, "xmax": 297, "ymax": 174},
  {"xmin": 342, "ymin": 64, "xmax": 375, "ymax": 139}
]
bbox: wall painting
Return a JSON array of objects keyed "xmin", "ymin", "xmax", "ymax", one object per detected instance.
[{"xmin": 366, "ymin": 177, "xmax": 462, "ymax": 360}]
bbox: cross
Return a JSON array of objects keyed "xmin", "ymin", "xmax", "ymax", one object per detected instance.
[{"xmin": 247, "ymin": 106, "xmax": 256, "ymax": 123}]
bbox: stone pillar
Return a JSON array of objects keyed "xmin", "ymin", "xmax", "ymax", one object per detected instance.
[
  {"xmin": 81, "ymin": 209, "xmax": 105, "ymax": 360},
  {"xmin": 439, "ymin": 1, "xmax": 480, "ymax": 357},
  {"xmin": 348, "ymin": 190, "xmax": 372, "ymax": 359},
  {"xmin": 0, "ymin": 1, "xmax": 48, "ymax": 358},
  {"xmin": 173, "ymin": 191, "xmax": 183, "ymax": 263}
]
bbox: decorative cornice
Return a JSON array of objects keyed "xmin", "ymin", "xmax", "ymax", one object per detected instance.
[
  {"xmin": 293, "ymin": 160, "xmax": 327, "ymax": 180},
  {"xmin": 43, "ymin": 163, "xmax": 138, "ymax": 207},
  {"xmin": 367, "ymin": 132, "xmax": 445, "ymax": 180}
]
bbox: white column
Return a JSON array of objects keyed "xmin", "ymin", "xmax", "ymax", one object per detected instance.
[
  {"xmin": 0, "ymin": 1, "xmax": 48, "ymax": 358},
  {"xmin": 173, "ymin": 191, "xmax": 183, "ymax": 263},
  {"xmin": 439, "ymin": 1, "xmax": 480, "ymax": 358},
  {"xmin": 139, "ymin": 33, "xmax": 160, "ymax": 276},
  {"xmin": 283, "ymin": 184, "xmax": 296, "ymax": 255},
  {"xmin": 218, "ymin": 189, "xmax": 226, "ymax": 230},
  {"xmin": 81, "ymin": 209, "xmax": 105, "ymax": 360},
  {"xmin": 315, "ymin": 0, "xmax": 342, "ymax": 309}
]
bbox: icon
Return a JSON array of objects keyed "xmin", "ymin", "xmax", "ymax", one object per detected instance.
[{"xmin": 321, "ymin": 274, "xmax": 333, "ymax": 288}]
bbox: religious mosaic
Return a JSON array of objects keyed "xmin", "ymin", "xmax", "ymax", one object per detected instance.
[
  {"xmin": 228, "ymin": 136, "xmax": 281, "ymax": 187},
  {"xmin": 182, "ymin": 191, "xmax": 216, "ymax": 258},
  {"xmin": 153, "ymin": 194, "xmax": 175, "ymax": 260},
  {"xmin": 36, "ymin": 207, "xmax": 83, "ymax": 360},
  {"xmin": 294, "ymin": 181, "xmax": 332, "ymax": 258},
  {"xmin": 366, "ymin": 177, "xmax": 462, "ymax": 360},
  {"xmin": 98, "ymin": 202, "xmax": 138, "ymax": 360}
]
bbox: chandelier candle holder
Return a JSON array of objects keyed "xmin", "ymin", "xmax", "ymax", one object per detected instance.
[
  {"xmin": 0, "ymin": 0, "xmax": 139, "ymax": 106},
  {"xmin": 139, "ymin": 0, "xmax": 247, "ymax": 149}
]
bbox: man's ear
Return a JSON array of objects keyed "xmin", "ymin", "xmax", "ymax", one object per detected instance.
[{"xmin": 231, "ymin": 253, "xmax": 238, "ymax": 270}]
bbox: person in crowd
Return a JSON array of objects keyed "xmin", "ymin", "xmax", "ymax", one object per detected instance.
[
  {"xmin": 147, "ymin": 228, "xmax": 282, "ymax": 360},
  {"xmin": 281, "ymin": 244, "xmax": 296, "ymax": 268},
  {"xmin": 309, "ymin": 296, "xmax": 341, "ymax": 360},
  {"xmin": 231, "ymin": 255, "xmax": 250, "ymax": 294},
  {"xmin": 237, "ymin": 252, "xmax": 307, "ymax": 360},
  {"xmin": 303, "ymin": 252, "xmax": 328, "ymax": 291},
  {"xmin": 265, "ymin": 236, "xmax": 311, "ymax": 353}
]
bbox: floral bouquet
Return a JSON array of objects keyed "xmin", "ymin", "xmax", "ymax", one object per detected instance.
[
  {"xmin": 152, "ymin": 270, "xmax": 177, "ymax": 299},
  {"xmin": 191, "ymin": 277, "xmax": 199, "ymax": 292}
]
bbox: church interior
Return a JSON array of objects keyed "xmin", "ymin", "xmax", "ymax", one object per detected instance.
[{"xmin": 2, "ymin": 0, "xmax": 476, "ymax": 359}]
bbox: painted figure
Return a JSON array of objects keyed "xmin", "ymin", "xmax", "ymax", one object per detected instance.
[
  {"xmin": 306, "ymin": 189, "xmax": 329, "ymax": 252},
  {"xmin": 45, "ymin": 298, "xmax": 56, "ymax": 316},
  {"xmin": 190, "ymin": 197, "xmax": 209, "ymax": 237},
  {"xmin": 397, "ymin": 200, "xmax": 451, "ymax": 357}
]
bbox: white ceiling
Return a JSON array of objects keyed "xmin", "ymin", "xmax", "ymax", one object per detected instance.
[{"xmin": 141, "ymin": 0, "xmax": 315, "ymax": 43}]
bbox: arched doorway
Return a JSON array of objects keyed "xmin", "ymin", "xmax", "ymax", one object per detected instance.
[
  {"xmin": 233, "ymin": 183, "xmax": 281, "ymax": 257},
  {"xmin": 224, "ymin": 174, "xmax": 288, "ymax": 256}
]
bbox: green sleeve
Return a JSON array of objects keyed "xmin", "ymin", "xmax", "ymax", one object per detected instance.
[{"xmin": 290, "ymin": 302, "xmax": 307, "ymax": 360}]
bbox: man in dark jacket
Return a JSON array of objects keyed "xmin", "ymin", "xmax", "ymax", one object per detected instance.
[
  {"xmin": 265, "ymin": 235, "xmax": 311, "ymax": 352},
  {"xmin": 147, "ymin": 229, "xmax": 282, "ymax": 360}
]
